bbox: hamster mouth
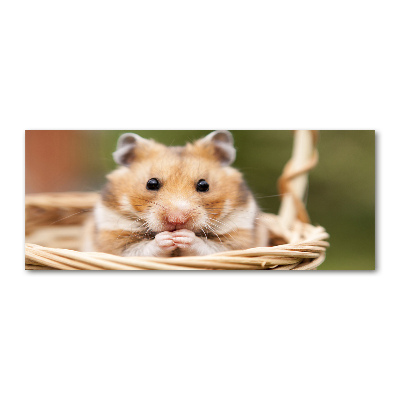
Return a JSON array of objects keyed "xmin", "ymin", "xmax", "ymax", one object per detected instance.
[
  {"xmin": 154, "ymin": 223, "xmax": 204, "ymax": 237},
  {"xmin": 164, "ymin": 223, "xmax": 188, "ymax": 232}
]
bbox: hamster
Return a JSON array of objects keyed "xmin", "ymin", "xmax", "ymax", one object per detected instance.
[{"xmin": 85, "ymin": 130, "xmax": 267, "ymax": 257}]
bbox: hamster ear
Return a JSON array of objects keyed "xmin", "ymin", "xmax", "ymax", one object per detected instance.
[
  {"xmin": 198, "ymin": 130, "xmax": 236, "ymax": 166},
  {"xmin": 113, "ymin": 133, "xmax": 147, "ymax": 167}
]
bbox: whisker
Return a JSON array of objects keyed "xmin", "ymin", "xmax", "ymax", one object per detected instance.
[
  {"xmin": 254, "ymin": 193, "xmax": 290, "ymax": 199},
  {"xmin": 205, "ymin": 223, "xmax": 223, "ymax": 245},
  {"xmin": 206, "ymin": 219, "xmax": 239, "ymax": 234},
  {"xmin": 200, "ymin": 227, "xmax": 208, "ymax": 239},
  {"xmin": 49, "ymin": 209, "xmax": 90, "ymax": 225},
  {"xmin": 207, "ymin": 220, "xmax": 238, "ymax": 243},
  {"xmin": 128, "ymin": 196, "xmax": 167, "ymax": 211}
]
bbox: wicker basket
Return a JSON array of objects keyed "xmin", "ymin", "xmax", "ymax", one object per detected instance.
[{"xmin": 25, "ymin": 131, "xmax": 329, "ymax": 270}]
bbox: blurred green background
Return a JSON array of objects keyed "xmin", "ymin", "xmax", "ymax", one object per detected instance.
[{"xmin": 26, "ymin": 130, "xmax": 375, "ymax": 270}]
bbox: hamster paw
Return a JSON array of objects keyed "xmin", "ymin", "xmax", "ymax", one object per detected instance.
[
  {"xmin": 153, "ymin": 231, "xmax": 177, "ymax": 255},
  {"xmin": 172, "ymin": 229, "xmax": 222, "ymax": 256},
  {"xmin": 171, "ymin": 229, "xmax": 198, "ymax": 250}
]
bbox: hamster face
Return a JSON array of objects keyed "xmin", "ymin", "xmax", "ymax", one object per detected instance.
[
  {"xmin": 101, "ymin": 136, "xmax": 252, "ymax": 236},
  {"xmin": 91, "ymin": 130, "xmax": 264, "ymax": 257}
]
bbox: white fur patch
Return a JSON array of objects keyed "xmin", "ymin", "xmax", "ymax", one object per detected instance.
[
  {"xmin": 180, "ymin": 237, "xmax": 225, "ymax": 256},
  {"xmin": 123, "ymin": 241, "xmax": 155, "ymax": 257},
  {"xmin": 231, "ymin": 199, "xmax": 257, "ymax": 229},
  {"xmin": 210, "ymin": 199, "xmax": 257, "ymax": 234},
  {"xmin": 220, "ymin": 199, "xmax": 232, "ymax": 219},
  {"xmin": 172, "ymin": 199, "xmax": 191, "ymax": 212},
  {"xmin": 119, "ymin": 195, "xmax": 136, "ymax": 214},
  {"xmin": 123, "ymin": 234, "xmax": 225, "ymax": 257},
  {"xmin": 94, "ymin": 201, "xmax": 141, "ymax": 232}
]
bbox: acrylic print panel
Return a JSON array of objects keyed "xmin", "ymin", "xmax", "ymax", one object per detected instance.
[{"xmin": 25, "ymin": 130, "xmax": 375, "ymax": 270}]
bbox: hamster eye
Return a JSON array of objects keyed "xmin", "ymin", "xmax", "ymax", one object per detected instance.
[
  {"xmin": 196, "ymin": 179, "xmax": 209, "ymax": 192},
  {"xmin": 146, "ymin": 178, "xmax": 161, "ymax": 191}
]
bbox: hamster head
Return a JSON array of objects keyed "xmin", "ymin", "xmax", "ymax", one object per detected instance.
[{"xmin": 102, "ymin": 130, "xmax": 253, "ymax": 234}]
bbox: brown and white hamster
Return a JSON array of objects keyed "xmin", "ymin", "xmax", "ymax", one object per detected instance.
[{"xmin": 84, "ymin": 130, "xmax": 267, "ymax": 257}]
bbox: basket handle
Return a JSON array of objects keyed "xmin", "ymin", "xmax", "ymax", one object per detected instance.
[{"xmin": 278, "ymin": 130, "xmax": 319, "ymax": 230}]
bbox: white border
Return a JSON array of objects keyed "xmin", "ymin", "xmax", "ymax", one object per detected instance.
[{"xmin": 2, "ymin": 1, "xmax": 398, "ymax": 399}]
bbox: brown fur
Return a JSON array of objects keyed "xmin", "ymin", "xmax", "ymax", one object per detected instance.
[{"xmin": 95, "ymin": 229, "xmax": 152, "ymax": 255}]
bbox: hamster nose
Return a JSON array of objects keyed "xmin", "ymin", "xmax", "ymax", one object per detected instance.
[{"xmin": 166, "ymin": 211, "xmax": 190, "ymax": 225}]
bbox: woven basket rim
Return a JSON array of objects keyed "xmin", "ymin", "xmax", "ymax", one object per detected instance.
[{"xmin": 25, "ymin": 193, "xmax": 329, "ymax": 270}]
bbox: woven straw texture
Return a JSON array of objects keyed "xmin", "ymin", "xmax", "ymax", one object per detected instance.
[{"xmin": 25, "ymin": 131, "xmax": 329, "ymax": 270}]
